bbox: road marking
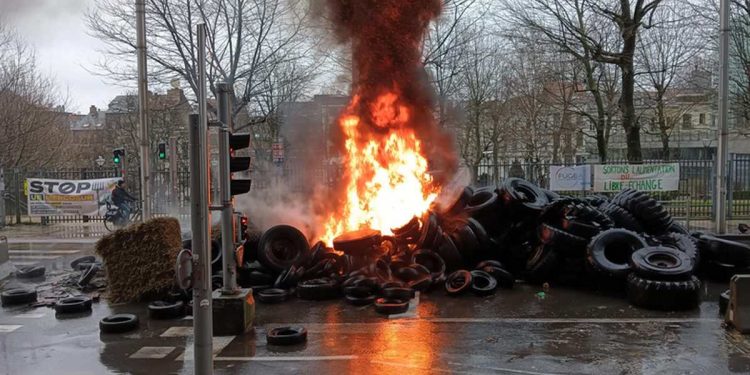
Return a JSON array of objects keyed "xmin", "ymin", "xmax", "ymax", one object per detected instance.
[
  {"xmin": 13, "ymin": 312, "xmax": 46, "ymax": 319},
  {"xmin": 161, "ymin": 326, "xmax": 193, "ymax": 337},
  {"xmin": 448, "ymin": 362, "xmax": 562, "ymax": 375},
  {"xmin": 0, "ymin": 325, "xmax": 23, "ymax": 333},
  {"xmin": 214, "ymin": 355, "xmax": 358, "ymax": 362},
  {"xmin": 178, "ymin": 336, "xmax": 234, "ymax": 361},
  {"xmin": 426, "ymin": 317, "xmax": 721, "ymax": 324},
  {"xmin": 7, "ymin": 239, "xmax": 98, "ymax": 244},
  {"xmin": 9, "ymin": 250, "xmax": 83, "ymax": 255},
  {"xmin": 10, "ymin": 255, "xmax": 61, "ymax": 260},
  {"xmin": 129, "ymin": 346, "xmax": 176, "ymax": 359}
]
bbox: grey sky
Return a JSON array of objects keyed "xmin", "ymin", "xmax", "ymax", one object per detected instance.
[{"xmin": 2, "ymin": 0, "xmax": 125, "ymax": 113}]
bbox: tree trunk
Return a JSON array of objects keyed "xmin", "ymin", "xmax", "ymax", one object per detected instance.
[
  {"xmin": 620, "ymin": 23, "xmax": 642, "ymax": 163},
  {"xmin": 584, "ymin": 61, "xmax": 609, "ymax": 163},
  {"xmin": 656, "ymin": 98, "xmax": 670, "ymax": 160}
]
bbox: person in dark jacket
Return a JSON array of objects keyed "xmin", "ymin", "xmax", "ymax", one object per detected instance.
[{"xmin": 111, "ymin": 180, "xmax": 137, "ymax": 221}]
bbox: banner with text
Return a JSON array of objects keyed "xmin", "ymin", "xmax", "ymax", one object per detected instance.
[
  {"xmin": 549, "ymin": 165, "xmax": 592, "ymax": 191},
  {"xmin": 593, "ymin": 163, "xmax": 680, "ymax": 192},
  {"xmin": 26, "ymin": 178, "xmax": 121, "ymax": 216}
]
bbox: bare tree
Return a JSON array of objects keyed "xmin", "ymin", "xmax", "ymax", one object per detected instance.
[
  {"xmin": 0, "ymin": 23, "xmax": 72, "ymax": 169},
  {"xmin": 636, "ymin": 4, "xmax": 702, "ymax": 160},
  {"xmin": 87, "ymin": 0, "xmax": 320, "ymax": 129}
]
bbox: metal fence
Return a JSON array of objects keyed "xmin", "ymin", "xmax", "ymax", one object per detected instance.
[{"xmin": 5, "ymin": 158, "xmax": 750, "ymax": 232}]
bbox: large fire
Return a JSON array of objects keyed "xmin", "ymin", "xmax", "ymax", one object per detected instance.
[{"xmin": 319, "ymin": 0, "xmax": 455, "ymax": 245}]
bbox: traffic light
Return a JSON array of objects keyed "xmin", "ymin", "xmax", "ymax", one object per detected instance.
[
  {"xmin": 229, "ymin": 133, "xmax": 252, "ymax": 196},
  {"xmin": 113, "ymin": 148, "xmax": 125, "ymax": 164},
  {"xmin": 158, "ymin": 142, "xmax": 167, "ymax": 160}
]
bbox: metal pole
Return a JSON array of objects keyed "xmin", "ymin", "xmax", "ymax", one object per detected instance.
[
  {"xmin": 0, "ymin": 167, "xmax": 5, "ymax": 229},
  {"xmin": 169, "ymin": 136, "xmax": 178, "ymax": 208},
  {"xmin": 716, "ymin": 0, "xmax": 730, "ymax": 234},
  {"xmin": 136, "ymin": 0, "xmax": 152, "ymax": 221},
  {"xmin": 217, "ymin": 82, "xmax": 238, "ymax": 294},
  {"xmin": 192, "ymin": 23, "xmax": 213, "ymax": 375}
]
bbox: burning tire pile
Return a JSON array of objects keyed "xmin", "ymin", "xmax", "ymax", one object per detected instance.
[{"xmin": 239, "ymin": 178, "xmax": 750, "ymax": 313}]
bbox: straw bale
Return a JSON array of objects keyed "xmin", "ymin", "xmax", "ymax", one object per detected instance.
[{"xmin": 95, "ymin": 217, "xmax": 182, "ymax": 303}]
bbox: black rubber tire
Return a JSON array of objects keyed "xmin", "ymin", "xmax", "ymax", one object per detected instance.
[
  {"xmin": 476, "ymin": 260, "xmax": 504, "ymax": 269},
  {"xmin": 333, "ymin": 229, "xmax": 381, "ymax": 255},
  {"xmin": 586, "ymin": 229, "xmax": 648, "ymax": 279},
  {"xmin": 380, "ymin": 287, "xmax": 415, "ymax": 301},
  {"xmin": 542, "ymin": 189, "xmax": 561, "ymax": 202},
  {"xmin": 720, "ymin": 289, "xmax": 730, "ymax": 316},
  {"xmin": 70, "ymin": 256, "xmax": 96, "ymax": 270},
  {"xmin": 465, "ymin": 190, "xmax": 500, "ymax": 226},
  {"xmin": 434, "ymin": 233, "xmax": 463, "ymax": 272},
  {"xmin": 257, "ymin": 225, "xmax": 310, "ymax": 272},
  {"xmin": 267, "ymin": 326, "xmax": 308, "ymax": 346},
  {"xmin": 498, "ymin": 178, "xmax": 549, "ymax": 217},
  {"xmin": 78, "ymin": 263, "xmax": 100, "ymax": 287},
  {"xmin": 411, "ymin": 249, "xmax": 446, "ymax": 281},
  {"xmin": 297, "ymin": 279, "xmax": 340, "ymax": 300},
  {"xmin": 629, "ymin": 246, "xmax": 694, "ymax": 281},
  {"xmin": 147, "ymin": 300, "xmax": 185, "ymax": 319},
  {"xmin": 1, "ymin": 288, "xmax": 37, "ymax": 306},
  {"xmin": 703, "ymin": 260, "xmax": 750, "ymax": 282},
  {"xmin": 560, "ymin": 218, "xmax": 602, "ymax": 239},
  {"xmin": 538, "ymin": 223, "xmax": 587, "ymax": 250},
  {"xmin": 444, "ymin": 186, "xmax": 474, "ymax": 216},
  {"xmin": 100, "ymin": 314, "xmax": 139, "ymax": 334},
  {"xmin": 525, "ymin": 245, "xmax": 560, "ymax": 281},
  {"xmin": 243, "ymin": 230, "xmax": 263, "ymax": 262},
  {"xmin": 467, "ymin": 218, "xmax": 493, "ymax": 252},
  {"xmin": 568, "ymin": 203, "xmax": 615, "ymax": 229},
  {"xmin": 481, "ymin": 265, "xmax": 514, "ymax": 289},
  {"xmin": 656, "ymin": 232, "xmax": 700, "ymax": 267},
  {"xmin": 668, "ymin": 222, "xmax": 690, "ymax": 235},
  {"xmin": 417, "ymin": 214, "xmax": 441, "ymax": 249},
  {"xmin": 445, "ymin": 270, "xmax": 472, "ymax": 296},
  {"xmin": 408, "ymin": 275, "xmax": 433, "ymax": 292},
  {"xmin": 374, "ymin": 298, "xmax": 409, "ymax": 315},
  {"xmin": 343, "ymin": 285, "xmax": 375, "ymax": 298},
  {"xmin": 16, "ymin": 265, "xmax": 45, "ymax": 279},
  {"xmin": 256, "ymin": 288, "xmax": 290, "ymax": 303},
  {"xmin": 470, "ymin": 270, "xmax": 497, "ymax": 296},
  {"xmin": 699, "ymin": 234, "xmax": 750, "ymax": 267},
  {"xmin": 55, "ymin": 296, "xmax": 93, "ymax": 314},
  {"xmin": 599, "ymin": 202, "xmax": 644, "ymax": 233},
  {"xmin": 344, "ymin": 294, "xmax": 377, "ymax": 306},
  {"xmin": 612, "ymin": 189, "xmax": 673, "ymax": 234},
  {"xmin": 626, "ymin": 273, "xmax": 701, "ymax": 311}
]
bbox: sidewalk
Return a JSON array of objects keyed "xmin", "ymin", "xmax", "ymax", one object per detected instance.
[{"xmin": 0, "ymin": 223, "xmax": 106, "ymax": 242}]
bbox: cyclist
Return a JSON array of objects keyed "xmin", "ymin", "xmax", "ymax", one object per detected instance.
[{"xmin": 111, "ymin": 180, "xmax": 137, "ymax": 223}]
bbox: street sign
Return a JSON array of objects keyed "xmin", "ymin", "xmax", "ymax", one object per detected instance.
[
  {"xmin": 95, "ymin": 156, "xmax": 105, "ymax": 167},
  {"xmin": 593, "ymin": 163, "xmax": 680, "ymax": 192}
]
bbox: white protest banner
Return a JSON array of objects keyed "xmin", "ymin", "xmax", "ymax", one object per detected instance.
[
  {"xmin": 26, "ymin": 177, "xmax": 121, "ymax": 216},
  {"xmin": 549, "ymin": 165, "xmax": 591, "ymax": 191},
  {"xmin": 593, "ymin": 163, "xmax": 680, "ymax": 192}
]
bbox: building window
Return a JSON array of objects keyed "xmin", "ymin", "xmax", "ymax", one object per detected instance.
[
  {"xmin": 699, "ymin": 113, "xmax": 706, "ymax": 125},
  {"xmin": 683, "ymin": 114, "xmax": 693, "ymax": 129}
]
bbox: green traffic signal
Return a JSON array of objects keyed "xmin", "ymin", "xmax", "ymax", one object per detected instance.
[
  {"xmin": 158, "ymin": 142, "xmax": 167, "ymax": 160},
  {"xmin": 114, "ymin": 155, "xmax": 121, "ymax": 164}
]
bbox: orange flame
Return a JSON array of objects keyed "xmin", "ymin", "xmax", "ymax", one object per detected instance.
[{"xmin": 321, "ymin": 93, "xmax": 438, "ymax": 245}]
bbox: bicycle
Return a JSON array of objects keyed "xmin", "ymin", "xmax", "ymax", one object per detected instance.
[{"xmin": 103, "ymin": 200, "xmax": 142, "ymax": 232}]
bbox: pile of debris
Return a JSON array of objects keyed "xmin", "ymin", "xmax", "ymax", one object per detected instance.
[{"xmin": 236, "ymin": 178, "xmax": 749, "ymax": 312}]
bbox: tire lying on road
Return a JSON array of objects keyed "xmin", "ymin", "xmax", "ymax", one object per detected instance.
[
  {"xmin": 266, "ymin": 326, "xmax": 307, "ymax": 346},
  {"xmin": 70, "ymin": 256, "xmax": 96, "ymax": 270},
  {"xmin": 147, "ymin": 300, "xmax": 185, "ymax": 319},
  {"xmin": 626, "ymin": 273, "xmax": 701, "ymax": 311},
  {"xmin": 78, "ymin": 263, "xmax": 101, "ymax": 287},
  {"xmin": 55, "ymin": 296, "xmax": 93, "ymax": 314},
  {"xmin": 1, "ymin": 288, "xmax": 37, "ymax": 307},
  {"xmin": 100, "ymin": 313, "xmax": 139, "ymax": 334},
  {"xmin": 16, "ymin": 265, "xmax": 45, "ymax": 279}
]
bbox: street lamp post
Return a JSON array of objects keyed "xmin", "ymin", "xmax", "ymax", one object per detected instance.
[{"xmin": 716, "ymin": 0, "xmax": 730, "ymax": 234}]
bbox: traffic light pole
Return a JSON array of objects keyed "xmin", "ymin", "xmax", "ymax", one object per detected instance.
[
  {"xmin": 217, "ymin": 82, "xmax": 238, "ymax": 294},
  {"xmin": 136, "ymin": 0, "xmax": 152, "ymax": 221},
  {"xmin": 192, "ymin": 23, "xmax": 213, "ymax": 375}
]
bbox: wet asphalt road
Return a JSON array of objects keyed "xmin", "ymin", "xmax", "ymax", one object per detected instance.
[{"xmin": 0, "ymin": 239, "xmax": 749, "ymax": 374}]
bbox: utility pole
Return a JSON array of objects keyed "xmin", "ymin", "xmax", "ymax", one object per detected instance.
[
  {"xmin": 0, "ymin": 168, "xmax": 5, "ymax": 229},
  {"xmin": 192, "ymin": 23, "xmax": 213, "ymax": 375},
  {"xmin": 716, "ymin": 0, "xmax": 730, "ymax": 234},
  {"xmin": 169, "ymin": 136, "xmax": 178, "ymax": 208},
  {"xmin": 136, "ymin": 0, "xmax": 152, "ymax": 220},
  {"xmin": 217, "ymin": 82, "xmax": 239, "ymax": 293}
]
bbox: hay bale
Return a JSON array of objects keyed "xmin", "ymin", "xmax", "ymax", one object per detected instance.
[{"xmin": 96, "ymin": 217, "xmax": 182, "ymax": 303}]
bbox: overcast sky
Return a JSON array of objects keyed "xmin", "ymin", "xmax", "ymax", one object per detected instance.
[{"xmin": 2, "ymin": 0, "xmax": 124, "ymax": 114}]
